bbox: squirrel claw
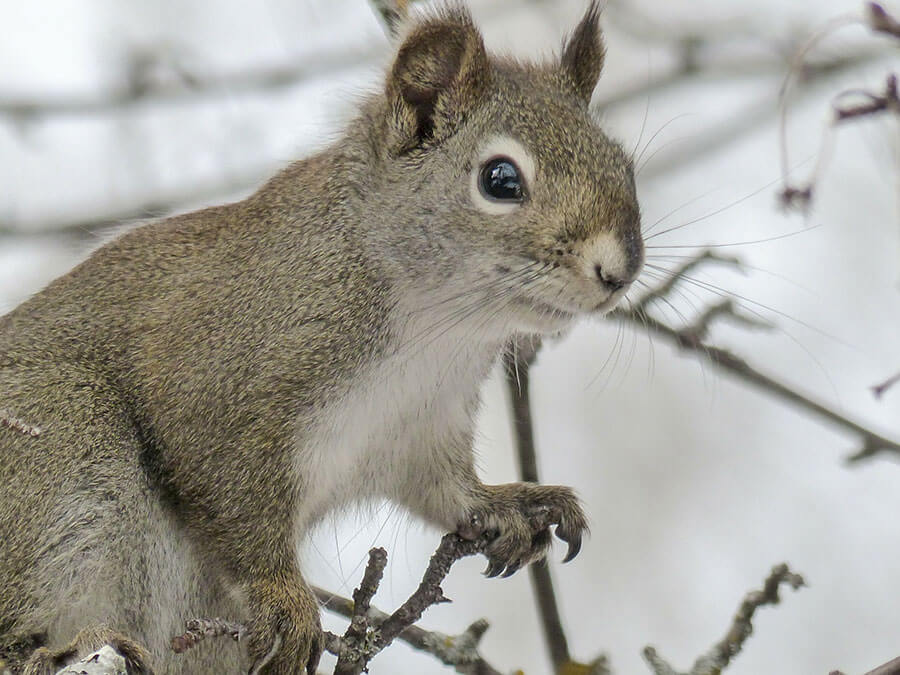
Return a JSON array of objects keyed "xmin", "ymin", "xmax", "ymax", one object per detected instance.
[
  {"xmin": 484, "ymin": 560, "xmax": 506, "ymax": 578},
  {"xmin": 561, "ymin": 532, "xmax": 582, "ymax": 563},
  {"xmin": 501, "ymin": 560, "xmax": 522, "ymax": 578}
]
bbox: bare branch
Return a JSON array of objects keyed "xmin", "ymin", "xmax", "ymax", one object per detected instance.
[
  {"xmin": 614, "ymin": 252, "xmax": 900, "ymax": 462},
  {"xmin": 170, "ymin": 618, "xmax": 245, "ymax": 654},
  {"xmin": 0, "ymin": 47, "xmax": 382, "ymax": 121},
  {"xmin": 502, "ymin": 339, "xmax": 612, "ymax": 675},
  {"xmin": 642, "ymin": 564, "xmax": 805, "ymax": 675},
  {"xmin": 832, "ymin": 73, "xmax": 899, "ymax": 120},
  {"xmin": 634, "ymin": 251, "xmax": 743, "ymax": 314},
  {"xmin": 868, "ymin": 2, "xmax": 900, "ymax": 38},
  {"xmin": 872, "ymin": 370, "xmax": 900, "ymax": 399},
  {"xmin": 315, "ymin": 585, "xmax": 501, "ymax": 675},
  {"xmin": 778, "ymin": 3, "xmax": 899, "ymax": 211},
  {"xmin": 831, "ymin": 654, "xmax": 900, "ymax": 675},
  {"xmin": 172, "ymin": 537, "xmax": 503, "ymax": 674}
]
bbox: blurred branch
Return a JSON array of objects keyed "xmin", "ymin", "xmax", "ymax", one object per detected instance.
[
  {"xmin": 502, "ymin": 340, "xmax": 610, "ymax": 675},
  {"xmin": 636, "ymin": 47, "xmax": 885, "ymax": 181},
  {"xmin": 872, "ymin": 370, "xmax": 900, "ymax": 399},
  {"xmin": 642, "ymin": 564, "xmax": 805, "ymax": 675},
  {"xmin": 778, "ymin": 2, "xmax": 899, "ymax": 211},
  {"xmin": 613, "ymin": 250, "xmax": 900, "ymax": 462},
  {"xmin": 831, "ymin": 655, "xmax": 900, "ymax": 675},
  {"xmin": 502, "ymin": 339, "xmax": 568, "ymax": 671},
  {"xmin": 0, "ymin": 47, "xmax": 383, "ymax": 121},
  {"xmin": 604, "ymin": 0, "xmax": 763, "ymax": 47}
]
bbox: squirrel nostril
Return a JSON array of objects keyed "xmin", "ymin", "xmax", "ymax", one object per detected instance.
[{"xmin": 594, "ymin": 264, "xmax": 626, "ymax": 292}]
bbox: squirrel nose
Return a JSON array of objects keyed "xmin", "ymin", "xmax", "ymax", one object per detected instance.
[{"xmin": 593, "ymin": 264, "xmax": 627, "ymax": 292}]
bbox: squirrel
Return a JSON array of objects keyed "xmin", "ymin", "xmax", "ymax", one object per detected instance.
[{"xmin": 0, "ymin": 3, "xmax": 643, "ymax": 673}]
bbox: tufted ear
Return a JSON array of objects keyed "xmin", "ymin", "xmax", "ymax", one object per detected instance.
[
  {"xmin": 386, "ymin": 7, "xmax": 490, "ymax": 151},
  {"xmin": 560, "ymin": 2, "xmax": 606, "ymax": 104}
]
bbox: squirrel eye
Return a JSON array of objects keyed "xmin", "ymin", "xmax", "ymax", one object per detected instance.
[{"xmin": 479, "ymin": 157, "xmax": 524, "ymax": 202}]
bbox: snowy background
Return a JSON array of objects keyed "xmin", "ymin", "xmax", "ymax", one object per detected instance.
[{"xmin": 1, "ymin": 1, "xmax": 898, "ymax": 673}]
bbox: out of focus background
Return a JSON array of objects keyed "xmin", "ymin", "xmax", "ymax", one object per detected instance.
[{"xmin": 1, "ymin": 1, "xmax": 898, "ymax": 673}]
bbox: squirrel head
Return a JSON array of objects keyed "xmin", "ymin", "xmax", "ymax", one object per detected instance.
[{"xmin": 369, "ymin": 2, "xmax": 643, "ymax": 334}]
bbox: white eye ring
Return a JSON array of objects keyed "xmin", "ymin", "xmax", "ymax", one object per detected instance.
[{"xmin": 469, "ymin": 135, "xmax": 537, "ymax": 215}]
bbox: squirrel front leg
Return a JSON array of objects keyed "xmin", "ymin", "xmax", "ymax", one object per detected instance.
[
  {"xmin": 242, "ymin": 564, "xmax": 322, "ymax": 675},
  {"xmin": 183, "ymin": 471, "xmax": 322, "ymax": 674},
  {"xmin": 392, "ymin": 439, "xmax": 588, "ymax": 578}
]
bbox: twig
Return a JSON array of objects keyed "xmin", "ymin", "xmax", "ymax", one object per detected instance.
[
  {"xmin": 872, "ymin": 370, "xmax": 900, "ymax": 398},
  {"xmin": 331, "ymin": 534, "xmax": 493, "ymax": 674},
  {"xmin": 832, "ymin": 73, "xmax": 899, "ymax": 120},
  {"xmin": 831, "ymin": 654, "xmax": 900, "ymax": 675},
  {"xmin": 315, "ymin": 586, "xmax": 501, "ymax": 675},
  {"xmin": 778, "ymin": 2, "xmax": 900, "ymax": 211},
  {"xmin": 0, "ymin": 47, "xmax": 383, "ymax": 121},
  {"xmin": 331, "ymin": 548, "xmax": 387, "ymax": 674},
  {"xmin": 614, "ymin": 252, "xmax": 900, "ymax": 462},
  {"xmin": 172, "ymin": 536, "xmax": 502, "ymax": 674},
  {"xmin": 633, "ymin": 251, "xmax": 743, "ymax": 314},
  {"xmin": 868, "ymin": 2, "xmax": 900, "ymax": 38},
  {"xmin": 502, "ymin": 337, "xmax": 570, "ymax": 672},
  {"xmin": 502, "ymin": 338, "xmax": 609, "ymax": 675},
  {"xmin": 642, "ymin": 564, "xmax": 805, "ymax": 675},
  {"xmin": 373, "ymin": 534, "xmax": 479, "ymax": 652},
  {"xmin": 170, "ymin": 618, "xmax": 245, "ymax": 654}
]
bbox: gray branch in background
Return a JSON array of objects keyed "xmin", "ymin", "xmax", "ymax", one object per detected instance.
[
  {"xmin": 832, "ymin": 655, "xmax": 900, "ymax": 675},
  {"xmin": 642, "ymin": 564, "xmax": 805, "ymax": 675},
  {"xmin": 1, "ymin": 0, "xmax": 890, "ymax": 237},
  {"xmin": 614, "ymin": 250, "xmax": 900, "ymax": 463}
]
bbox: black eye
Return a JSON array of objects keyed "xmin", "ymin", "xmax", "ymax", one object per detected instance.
[{"xmin": 479, "ymin": 157, "xmax": 524, "ymax": 202}]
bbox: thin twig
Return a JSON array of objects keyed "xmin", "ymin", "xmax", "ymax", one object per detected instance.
[
  {"xmin": 872, "ymin": 370, "xmax": 900, "ymax": 398},
  {"xmin": 315, "ymin": 587, "xmax": 501, "ymax": 675},
  {"xmin": 172, "ymin": 536, "xmax": 502, "ymax": 674},
  {"xmin": 0, "ymin": 47, "xmax": 383, "ymax": 121},
  {"xmin": 778, "ymin": 2, "xmax": 900, "ymax": 211},
  {"xmin": 325, "ymin": 534, "xmax": 491, "ymax": 674},
  {"xmin": 502, "ymin": 338, "xmax": 610, "ymax": 675},
  {"xmin": 502, "ymin": 338, "xmax": 571, "ymax": 673},
  {"xmin": 642, "ymin": 564, "xmax": 805, "ymax": 675},
  {"xmin": 170, "ymin": 618, "xmax": 245, "ymax": 654},
  {"xmin": 831, "ymin": 654, "xmax": 900, "ymax": 675},
  {"xmin": 614, "ymin": 253, "xmax": 900, "ymax": 462},
  {"xmin": 868, "ymin": 2, "xmax": 900, "ymax": 38}
]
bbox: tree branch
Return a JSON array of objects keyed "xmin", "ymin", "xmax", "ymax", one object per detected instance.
[
  {"xmin": 778, "ymin": 2, "xmax": 899, "ymax": 211},
  {"xmin": 614, "ymin": 251, "xmax": 900, "ymax": 462},
  {"xmin": 871, "ymin": 370, "xmax": 900, "ymax": 399},
  {"xmin": 642, "ymin": 564, "xmax": 805, "ymax": 675},
  {"xmin": 502, "ymin": 340, "xmax": 609, "ymax": 675},
  {"xmin": 170, "ymin": 535, "xmax": 503, "ymax": 675}
]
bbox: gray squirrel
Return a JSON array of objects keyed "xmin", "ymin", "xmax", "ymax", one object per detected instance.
[{"xmin": 0, "ymin": 3, "xmax": 643, "ymax": 673}]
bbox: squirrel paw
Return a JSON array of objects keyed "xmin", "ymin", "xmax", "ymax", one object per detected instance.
[
  {"xmin": 247, "ymin": 581, "xmax": 322, "ymax": 675},
  {"xmin": 458, "ymin": 483, "xmax": 588, "ymax": 578}
]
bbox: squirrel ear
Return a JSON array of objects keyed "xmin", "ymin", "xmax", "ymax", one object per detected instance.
[
  {"xmin": 560, "ymin": 2, "xmax": 606, "ymax": 104},
  {"xmin": 387, "ymin": 7, "xmax": 490, "ymax": 150}
]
